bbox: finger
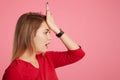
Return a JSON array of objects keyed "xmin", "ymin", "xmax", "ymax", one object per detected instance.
[
  {"xmin": 46, "ymin": 2, "xmax": 50, "ymax": 15},
  {"xmin": 46, "ymin": 2, "xmax": 53, "ymax": 17},
  {"xmin": 46, "ymin": 2, "xmax": 49, "ymax": 11}
]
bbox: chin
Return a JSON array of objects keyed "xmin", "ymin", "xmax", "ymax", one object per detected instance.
[
  {"xmin": 42, "ymin": 50, "xmax": 47, "ymax": 54},
  {"xmin": 37, "ymin": 50, "xmax": 47, "ymax": 54}
]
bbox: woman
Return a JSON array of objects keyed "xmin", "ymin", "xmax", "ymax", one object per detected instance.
[{"xmin": 2, "ymin": 3, "xmax": 85, "ymax": 80}]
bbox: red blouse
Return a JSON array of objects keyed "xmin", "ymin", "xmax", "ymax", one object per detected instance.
[{"xmin": 2, "ymin": 48, "xmax": 85, "ymax": 80}]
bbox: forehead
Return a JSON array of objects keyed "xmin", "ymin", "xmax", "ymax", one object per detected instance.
[{"xmin": 40, "ymin": 21, "xmax": 49, "ymax": 29}]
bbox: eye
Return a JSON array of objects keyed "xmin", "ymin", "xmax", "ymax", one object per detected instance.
[
  {"xmin": 44, "ymin": 31, "xmax": 48, "ymax": 34},
  {"xmin": 44, "ymin": 29, "xmax": 51, "ymax": 34},
  {"xmin": 44, "ymin": 31, "xmax": 50, "ymax": 34}
]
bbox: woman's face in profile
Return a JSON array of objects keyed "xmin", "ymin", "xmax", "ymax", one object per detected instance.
[{"xmin": 33, "ymin": 21, "xmax": 52, "ymax": 54}]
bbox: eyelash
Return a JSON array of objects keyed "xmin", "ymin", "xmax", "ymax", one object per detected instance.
[{"xmin": 45, "ymin": 31, "xmax": 50, "ymax": 34}]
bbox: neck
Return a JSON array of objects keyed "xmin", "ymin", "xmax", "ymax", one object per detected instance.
[
  {"xmin": 18, "ymin": 49, "xmax": 40, "ymax": 69},
  {"xmin": 19, "ymin": 49, "xmax": 37, "ymax": 62}
]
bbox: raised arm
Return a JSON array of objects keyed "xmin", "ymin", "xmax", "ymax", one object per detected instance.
[{"xmin": 46, "ymin": 2, "xmax": 80, "ymax": 50}]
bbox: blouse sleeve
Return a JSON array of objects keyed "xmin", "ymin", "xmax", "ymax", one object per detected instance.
[
  {"xmin": 49, "ymin": 47, "xmax": 85, "ymax": 68},
  {"xmin": 2, "ymin": 67, "xmax": 22, "ymax": 80}
]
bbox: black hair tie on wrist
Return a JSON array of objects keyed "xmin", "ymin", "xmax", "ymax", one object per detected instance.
[{"xmin": 56, "ymin": 29, "xmax": 64, "ymax": 38}]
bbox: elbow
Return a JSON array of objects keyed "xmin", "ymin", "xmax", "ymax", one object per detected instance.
[
  {"xmin": 81, "ymin": 51, "xmax": 85, "ymax": 59},
  {"xmin": 77, "ymin": 48, "xmax": 85, "ymax": 60},
  {"xmin": 67, "ymin": 48, "xmax": 85, "ymax": 62}
]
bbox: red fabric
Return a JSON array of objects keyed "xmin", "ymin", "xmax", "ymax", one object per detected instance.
[{"xmin": 2, "ymin": 48, "xmax": 85, "ymax": 80}]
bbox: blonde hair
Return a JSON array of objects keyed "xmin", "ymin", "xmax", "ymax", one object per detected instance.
[{"xmin": 12, "ymin": 12, "xmax": 46, "ymax": 61}]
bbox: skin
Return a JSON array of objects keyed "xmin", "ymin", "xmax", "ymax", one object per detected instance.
[
  {"xmin": 19, "ymin": 3, "xmax": 80, "ymax": 68},
  {"xmin": 33, "ymin": 21, "xmax": 51, "ymax": 54}
]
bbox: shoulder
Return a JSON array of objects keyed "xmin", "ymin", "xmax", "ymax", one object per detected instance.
[
  {"xmin": 6, "ymin": 60, "xmax": 26, "ymax": 72},
  {"xmin": 4, "ymin": 60, "xmax": 26, "ymax": 74},
  {"xmin": 2, "ymin": 60, "xmax": 23, "ymax": 79}
]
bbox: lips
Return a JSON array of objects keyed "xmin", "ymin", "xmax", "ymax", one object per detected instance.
[
  {"xmin": 45, "ymin": 43, "xmax": 50, "ymax": 48},
  {"xmin": 45, "ymin": 44, "xmax": 48, "ymax": 47}
]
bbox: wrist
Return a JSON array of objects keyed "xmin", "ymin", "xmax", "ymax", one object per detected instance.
[
  {"xmin": 52, "ymin": 27, "xmax": 61, "ymax": 34},
  {"xmin": 56, "ymin": 28, "xmax": 64, "ymax": 38}
]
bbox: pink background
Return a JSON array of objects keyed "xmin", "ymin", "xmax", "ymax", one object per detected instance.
[{"xmin": 0, "ymin": 0, "xmax": 120, "ymax": 80}]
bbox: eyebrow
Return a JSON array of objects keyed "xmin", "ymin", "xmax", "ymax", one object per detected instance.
[{"xmin": 45, "ymin": 29, "xmax": 50, "ymax": 32}]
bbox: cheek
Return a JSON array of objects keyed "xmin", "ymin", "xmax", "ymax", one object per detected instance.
[
  {"xmin": 34, "ymin": 35, "xmax": 46, "ymax": 48},
  {"xmin": 33, "ymin": 36, "xmax": 47, "ymax": 53},
  {"xmin": 34, "ymin": 36, "xmax": 42, "ymax": 46}
]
